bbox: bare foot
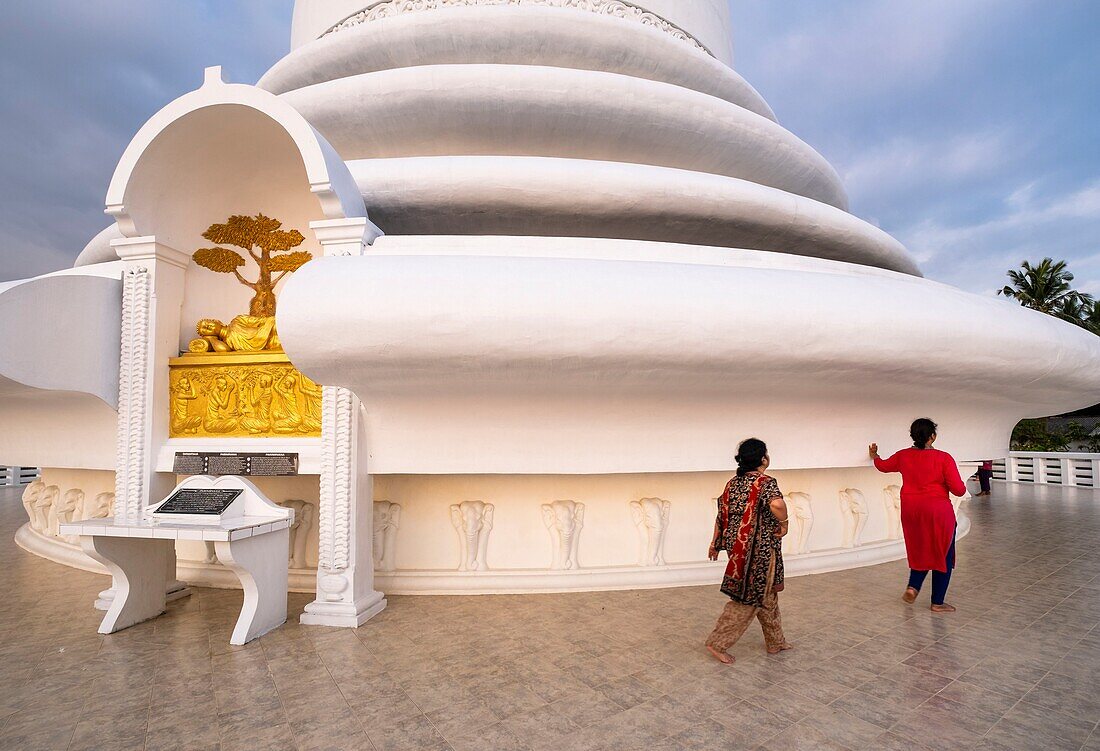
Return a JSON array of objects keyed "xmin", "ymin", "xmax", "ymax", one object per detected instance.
[
  {"xmin": 930, "ymin": 603, "xmax": 956, "ymax": 613},
  {"xmin": 706, "ymin": 644, "xmax": 734, "ymax": 664},
  {"xmin": 902, "ymin": 587, "xmax": 918, "ymax": 604},
  {"xmin": 767, "ymin": 642, "xmax": 794, "ymax": 655}
]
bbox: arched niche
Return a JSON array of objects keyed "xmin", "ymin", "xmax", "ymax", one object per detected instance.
[{"xmin": 105, "ymin": 67, "xmax": 369, "ymax": 351}]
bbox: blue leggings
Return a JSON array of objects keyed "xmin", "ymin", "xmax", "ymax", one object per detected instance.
[{"xmin": 907, "ymin": 530, "xmax": 956, "ymax": 605}]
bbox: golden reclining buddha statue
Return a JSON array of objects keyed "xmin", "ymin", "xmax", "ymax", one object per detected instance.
[
  {"xmin": 189, "ymin": 314, "xmax": 282, "ymax": 353},
  {"xmin": 168, "ymin": 213, "xmax": 322, "ymax": 439}
]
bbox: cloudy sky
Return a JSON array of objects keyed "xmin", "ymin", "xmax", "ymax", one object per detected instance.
[{"xmin": 1, "ymin": 0, "xmax": 1097, "ymax": 295}]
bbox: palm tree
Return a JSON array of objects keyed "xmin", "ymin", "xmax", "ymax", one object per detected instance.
[
  {"xmin": 1056, "ymin": 291, "xmax": 1094, "ymax": 327},
  {"xmin": 1083, "ymin": 299, "xmax": 1100, "ymax": 336},
  {"xmin": 999, "ymin": 258, "xmax": 1081, "ymax": 314}
]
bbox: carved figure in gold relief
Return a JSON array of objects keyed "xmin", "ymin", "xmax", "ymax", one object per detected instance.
[
  {"xmin": 299, "ymin": 374, "xmax": 323, "ymax": 432},
  {"xmin": 203, "ymin": 375, "xmax": 239, "ymax": 434},
  {"xmin": 239, "ymin": 374, "xmax": 275, "ymax": 434},
  {"xmin": 171, "ymin": 376, "xmax": 202, "ymax": 434},
  {"xmin": 272, "ymin": 374, "xmax": 304, "ymax": 434}
]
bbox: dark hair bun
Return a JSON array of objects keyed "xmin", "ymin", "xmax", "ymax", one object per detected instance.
[
  {"xmin": 735, "ymin": 438, "xmax": 768, "ymax": 476},
  {"xmin": 910, "ymin": 418, "xmax": 938, "ymax": 449}
]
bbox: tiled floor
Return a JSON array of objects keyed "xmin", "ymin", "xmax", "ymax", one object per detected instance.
[{"xmin": 0, "ymin": 482, "xmax": 1098, "ymax": 751}]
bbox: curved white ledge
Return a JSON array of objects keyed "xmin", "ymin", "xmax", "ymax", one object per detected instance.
[
  {"xmin": 261, "ymin": 6, "xmax": 773, "ymax": 120},
  {"xmin": 347, "ymin": 156, "xmax": 919, "ymax": 275},
  {"xmin": 282, "ymin": 64, "xmax": 848, "ymax": 210},
  {"xmin": 0, "ymin": 270, "xmax": 122, "ymax": 469},
  {"xmin": 0, "ymin": 273, "xmax": 121, "ymax": 407},
  {"xmin": 278, "ymin": 242, "xmax": 1100, "ymax": 474}
]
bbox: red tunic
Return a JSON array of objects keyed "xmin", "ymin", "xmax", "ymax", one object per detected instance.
[{"xmin": 874, "ymin": 447, "xmax": 965, "ymax": 572}]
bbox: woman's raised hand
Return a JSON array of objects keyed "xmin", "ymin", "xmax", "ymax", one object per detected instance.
[{"xmin": 868, "ymin": 443, "xmax": 879, "ymax": 459}]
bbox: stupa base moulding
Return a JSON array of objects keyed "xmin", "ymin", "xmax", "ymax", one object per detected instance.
[{"xmin": 14, "ymin": 514, "xmax": 970, "ymax": 596}]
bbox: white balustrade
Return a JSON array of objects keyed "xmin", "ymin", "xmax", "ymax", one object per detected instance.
[
  {"xmin": 999, "ymin": 451, "xmax": 1100, "ymax": 487},
  {"xmin": 0, "ymin": 466, "xmax": 40, "ymax": 486}
]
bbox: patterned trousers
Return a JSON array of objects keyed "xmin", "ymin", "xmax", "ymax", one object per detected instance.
[
  {"xmin": 705, "ymin": 590, "xmax": 786, "ymax": 653},
  {"xmin": 706, "ymin": 553, "xmax": 786, "ymax": 653}
]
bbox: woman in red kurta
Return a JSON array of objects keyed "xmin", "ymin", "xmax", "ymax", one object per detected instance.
[{"xmin": 870, "ymin": 418, "xmax": 966, "ymax": 612}]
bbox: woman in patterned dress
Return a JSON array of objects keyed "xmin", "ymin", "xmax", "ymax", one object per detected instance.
[{"xmin": 705, "ymin": 438, "xmax": 794, "ymax": 664}]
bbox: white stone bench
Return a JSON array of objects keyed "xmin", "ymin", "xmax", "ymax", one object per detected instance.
[{"xmin": 61, "ymin": 476, "xmax": 292, "ymax": 645}]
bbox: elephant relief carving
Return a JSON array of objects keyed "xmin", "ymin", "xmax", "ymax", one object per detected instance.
[
  {"xmin": 450, "ymin": 501, "xmax": 494, "ymax": 572},
  {"xmin": 884, "ymin": 485, "xmax": 902, "ymax": 540},
  {"xmin": 541, "ymin": 500, "xmax": 585, "ymax": 570},
  {"xmin": 373, "ymin": 501, "xmax": 401, "ymax": 572},
  {"xmin": 32, "ymin": 483, "xmax": 58, "ymax": 536},
  {"xmin": 279, "ymin": 499, "xmax": 314, "ymax": 569},
  {"xmin": 784, "ymin": 492, "xmax": 814, "ymax": 555},
  {"xmin": 83, "ymin": 491, "xmax": 114, "ymax": 521},
  {"xmin": 21, "ymin": 480, "xmax": 45, "ymax": 531},
  {"xmin": 631, "ymin": 498, "xmax": 671, "ymax": 567},
  {"xmin": 838, "ymin": 488, "xmax": 869, "ymax": 548},
  {"xmin": 54, "ymin": 489, "xmax": 84, "ymax": 543}
]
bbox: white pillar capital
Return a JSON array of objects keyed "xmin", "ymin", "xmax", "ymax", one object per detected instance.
[
  {"xmin": 111, "ymin": 236, "xmax": 191, "ymax": 270},
  {"xmin": 309, "ymin": 217, "xmax": 383, "ymax": 257}
]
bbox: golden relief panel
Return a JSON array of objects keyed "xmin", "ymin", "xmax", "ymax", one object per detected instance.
[{"xmin": 169, "ymin": 353, "xmax": 322, "ymax": 439}]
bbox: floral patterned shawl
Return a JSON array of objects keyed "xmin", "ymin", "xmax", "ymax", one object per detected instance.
[{"xmin": 716, "ymin": 472, "xmax": 784, "ymax": 606}]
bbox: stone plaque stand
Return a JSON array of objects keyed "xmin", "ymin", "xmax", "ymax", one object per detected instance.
[{"xmin": 66, "ymin": 475, "xmax": 292, "ymax": 644}]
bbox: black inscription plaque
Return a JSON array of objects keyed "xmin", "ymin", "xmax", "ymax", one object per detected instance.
[
  {"xmin": 206, "ymin": 454, "xmax": 249, "ymax": 476},
  {"xmin": 247, "ymin": 453, "xmax": 299, "ymax": 476},
  {"xmin": 172, "ymin": 452, "xmax": 206, "ymax": 475},
  {"xmin": 156, "ymin": 488, "xmax": 242, "ymax": 516},
  {"xmin": 172, "ymin": 452, "xmax": 299, "ymax": 477}
]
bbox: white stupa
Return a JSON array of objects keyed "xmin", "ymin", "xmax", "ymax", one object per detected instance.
[{"xmin": 2, "ymin": 1, "xmax": 1097, "ymax": 623}]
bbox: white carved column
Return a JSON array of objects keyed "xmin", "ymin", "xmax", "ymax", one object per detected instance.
[
  {"xmin": 300, "ymin": 217, "xmax": 387, "ymax": 627},
  {"xmin": 98, "ymin": 236, "xmax": 190, "ymax": 610}
]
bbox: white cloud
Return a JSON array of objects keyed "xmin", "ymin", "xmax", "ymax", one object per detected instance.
[
  {"xmin": 838, "ymin": 130, "xmax": 1013, "ymax": 202},
  {"xmin": 894, "ymin": 180, "xmax": 1100, "ymax": 290}
]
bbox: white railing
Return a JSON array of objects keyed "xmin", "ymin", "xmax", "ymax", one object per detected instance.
[
  {"xmin": 0, "ymin": 466, "xmax": 40, "ymax": 486},
  {"xmin": 995, "ymin": 452, "xmax": 1100, "ymax": 487}
]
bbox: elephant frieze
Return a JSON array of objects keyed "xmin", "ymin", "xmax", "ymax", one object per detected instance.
[
  {"xmin": 450, "ymin": 500, "xmax": 494, "ymax": 572},
  {"xmin": 541, "ymin": 500, "xmax": 585, "ymax": 570},
  {"xmin": 630, "ymin": 498, "xmax": 671, "ymax": 567},
  {"xmin": 839, "ymin": 488, "xmax": 869, "ymax": 548},
  {"xmin": 279, "ymin": 499, "xmax": 314, "ymax": 569},
  {"xmin": 21, "ymin": 480, "xmax": 45, "ymax": 531},
  {"xmin": 34, "ymin": 485, "xmax": 60, "ymax": 537},
  {"xmin": 373, "ymin": 501, "xmax": 401, "ymax": 572},
  {"xmin": 785, "ymin": 492, "xmax": 814, "ymax": 555},
  {"xmin": 884, "ymin": 485, "xmax": 902, "ymax": 540}
]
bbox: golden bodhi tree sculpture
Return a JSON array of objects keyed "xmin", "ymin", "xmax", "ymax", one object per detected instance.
[{"xmin": 192, "ymin": 213, "xmax": 311, "ymax": 317}]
